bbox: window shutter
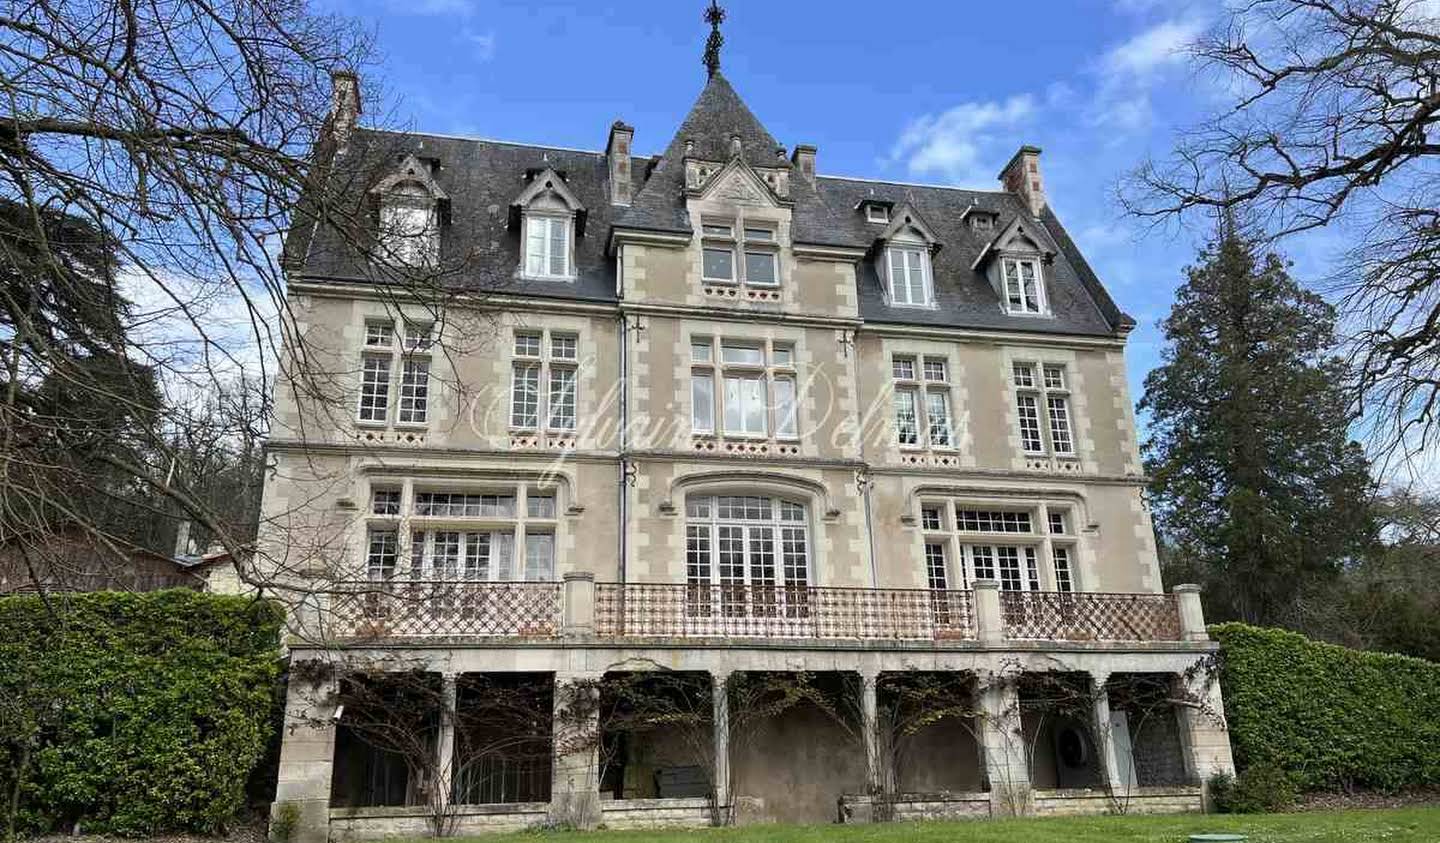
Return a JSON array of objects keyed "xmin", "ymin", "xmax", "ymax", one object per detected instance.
[{"xmin": 549, "ymin": 219, "xmax": 568, "ymax": 276}]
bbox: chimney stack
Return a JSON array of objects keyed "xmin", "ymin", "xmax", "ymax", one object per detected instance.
[
  {"xmin": 999, "ymin": 145, "xmax": 1047, "ymax": 218},
  {"xmin": 791, "ymin": 144, "xmax": 817, "ymax": 184},
  {"xmin": 606, "ymin": 121, "xmax": 635, "ymax": 206},
  {"xmin": 330, "ymin": 70, "xmax": 361, "ymax": 149}
]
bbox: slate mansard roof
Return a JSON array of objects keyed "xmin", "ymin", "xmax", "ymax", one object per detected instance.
[{"xmin": 294, "ymin": 73, "xmax": 1133, "ymax": 337}]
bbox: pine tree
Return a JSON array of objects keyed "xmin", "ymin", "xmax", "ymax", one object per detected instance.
[{"xmin": 1140, "ymin": 219, "xmax": 1373, "ymax": 625}]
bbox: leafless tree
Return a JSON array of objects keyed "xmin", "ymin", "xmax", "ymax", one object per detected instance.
[
  {"xmin": 1120, "ymin": 0, "xmax": 1440, "ymax": 460},
  {"xmin": 0, "ymin": 1, "xmax": 506, "ymax": 599}
]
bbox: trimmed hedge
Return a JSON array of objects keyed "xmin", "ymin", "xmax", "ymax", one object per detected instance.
[
  {"xmin": 0, "ymin": 590, "xmax": 283, "ymax": 836},
  {"xmin": 1213, "ymin": 622, "xmax": 1440, "ymax": 792}
]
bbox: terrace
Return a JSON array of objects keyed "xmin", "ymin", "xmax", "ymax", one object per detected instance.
[{"xmin": 317, "ymin": 578, "xmax": 1204, "ymax": 646}]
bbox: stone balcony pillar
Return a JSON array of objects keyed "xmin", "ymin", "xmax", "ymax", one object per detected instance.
[
  {"xmin": 712, "ymin": 670, "xmax": 733, "ymax": 823},
  {"xmin": 1172, "ymin": 584, "xmax": 1208, "ymax": 641},
  {"xmin": 550, "ymin": 672, "xmax": 603, "ymax": 829},
  {"xmin": 1089, "ymin": 671, "xmax": 1128, "ymax": 797},
  {"xmin": 562, "ymin": 572, "xmax": 596, "ymax": 636},
  {"xmin": 270, "ymin": 668, "xmax": 339, "ymax": 843},
  {"xmin": 973, "ymin": 579, "xmax": 1004, "ymax": 643},
  {"xmin": 977, "ymin": 671, "xmax": 1032, "ymax": 816},
  {"xmin": 435, "ymin": 673, "xmax": 458, "ymax": 812}
]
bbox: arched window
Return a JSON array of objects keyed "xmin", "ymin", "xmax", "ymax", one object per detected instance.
[{"xmin": 684, "ymin": 494, "xmax": 810, "ymax": 618}]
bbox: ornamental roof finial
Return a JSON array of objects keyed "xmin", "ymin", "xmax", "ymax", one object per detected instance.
[{"xmin": 703, "ymin": 1, "xmax": 726, "ymax": 78}]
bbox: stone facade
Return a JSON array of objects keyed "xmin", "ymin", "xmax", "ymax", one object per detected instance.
[{"xmin": 260, "ymin": 60, "xmax": 1235, "ymax": 840}]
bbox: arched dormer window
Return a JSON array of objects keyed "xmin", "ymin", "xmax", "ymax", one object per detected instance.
[
  {"xmin": 370, "ymin": 154, "xmax": 448, "ymax": 269},
  {"xmin": 875, "ymin": 204, "xmax": 941, "ymax": 309},
  {"xmin": 511, "ymin": 167, "xmax": 585, "ymax": 282},
  {"xmin": 684, "ymin": 493, "xmax": 811, "ymax": 622}
]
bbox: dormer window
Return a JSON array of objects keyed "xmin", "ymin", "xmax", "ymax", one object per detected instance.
[
  {"xmin": 970, "ymin": 214, "xmax": 995, "ymax": 232},
  {"xmin": 511, "ymin": 167, "xmax": 585, "ymax": 282},
  {"xmin": 1002, "ymin": 257, "xmax": 1045, "ymax": 315},
  {"xmin": 379, "ymin": 186, "xmax": 439, "ymax": 267},
  {"xmin": 525, "ymin": 215, "xmax": 571, "ymax": 279},
  {"xmin": 867, "ymin": 205, "xmax": 890, "ymax": 224},
  {"xmin": 370, "ymin": 154, "xmax": 448, "ymax": 271},
  {"xmin": 887, "ymin": 245, "xmax": 933, "ymax": 307}
]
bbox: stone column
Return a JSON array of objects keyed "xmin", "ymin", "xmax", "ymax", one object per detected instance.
[
  {"xmin": 858, "ymin": 671, "xmax": 881, "ymax": 796},
  {"xmin": 1173, "ymin": 666, "xmax": 1236, "ymax": 808},
  {"xmin": 973, "ymin": 580, "xmax": 1003, "ymax": 643},
  {"xmin": 1089, "ymin": 672, "xmax": 1126, "ymax": 797},
  {"xmin": 549, "ymin": 673, "xmax": 602, "ymax": 829},
  {"xmin": 435, "ymin": 673, "xmax": 458, "ymax": 812},
  {"xmin": 977, "ymin": 671, "xmax": 1031, "ymax": 817},
  {"xmin": 562, "ymin": 572, "xmax": 597, "ymax": 636},
  {"xmin": 1173, "ymin": 584, "xmax": 1208, "ymax": 641},
  {"xmin": 271, "ymin": 668, "xmax": 339, "ymax": 843},
  {"xmin": 711, "ymin": 670, "xmax": 732, "ymax": 823}
]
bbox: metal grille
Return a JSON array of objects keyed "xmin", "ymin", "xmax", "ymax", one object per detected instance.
[
  {"xmin": 594, "ymin": 583, "xmax": 975, "ymax": 641},
  {"xmin": 327, "ymin": 581, "xmax": 562, "ymax": 639},
  {"xmin": 1000, "ymin": 591, "xmax": 1182, "ymax": 642}
]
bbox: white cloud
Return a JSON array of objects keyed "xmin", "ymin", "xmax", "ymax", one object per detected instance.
[
  {"xmin": 461, "ymin": 29, "xmax": 497, "ymax": 61},
  {"xmin": 887, "ymin": 95, "xmax": 1037, "ymax": 186},
  {"xmin": 1100, "ymin": 18, "xmax": 1205, "ymax": 78}
]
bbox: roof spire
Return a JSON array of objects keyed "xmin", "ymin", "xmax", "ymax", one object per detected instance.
[{"xmin": 703, "ymin": 1, "xmax": 725, "ymax": 78}]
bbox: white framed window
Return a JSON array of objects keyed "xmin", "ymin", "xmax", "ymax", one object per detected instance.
[
  {"xmin": 510, "ymin": 329, "xmax": 579, "ymax": 432},
  {"xmin": 866, "ymin": 204, "xmax": 890, "ymax": 224},
  {"xmin": 379, "ymin": 187, "xmax": 439, "ymax": 268},
  {"xmin": 358, "ymin": 355, "xmax": 391, "ymax": 423},
  {"xmin": 400, "ymin": 485, "xmax": 558, "ymax": 581},
  {"xmin": 921, "ymin": 499, "xmax": 1078, "ymax": 592},
  {"xmin": 1051, "ymin": 545, "xmax": 1074, "ymax": 593},
  {"xmin": 1001, "ymin": 257, "xmax": 1046, "ymax": 315},
  {"xmin": 970, "ymin": 214, "xmax": 994, "ymax": 232},
  {"xmin": 886, "ymin": 245, "xmax": 932, "ymax": 307},
  {"xmin": 1012, "ymin": 361, "xmax": 1075, "ymax": 456},
  {"xmin": 891, "ymin": 353, "xmax": 955, "ymax": 449},
  {"xmin": 366, "ymin": 528, "xmax": 399, "ymax": 581},
  {"xmin": 702, "ymin": 219, "xmax": 780, "ymax": 287},
  {"xmin": 357, "ymin": 316, "xmax": 434, "ymax": 426},
  {"xmin": 685, "ymin": 494, "xmax": 810, "ymax": 619},
  {"xmin": 690, "ymin": 337, "xmax": 799, "ymax": 439},
  {"xmin": 524, "ymin": 215, "xmax": 572, "ymax": 279}
]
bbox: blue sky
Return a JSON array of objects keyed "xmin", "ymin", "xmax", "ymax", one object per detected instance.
[{"xmin": 330, "ymin": 0, "xmax": 1348, "ymax": 418}]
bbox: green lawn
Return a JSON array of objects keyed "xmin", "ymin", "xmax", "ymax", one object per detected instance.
[{"xmin": 468, "ymin": 807, "xmax": 1440, "ymax": 843}]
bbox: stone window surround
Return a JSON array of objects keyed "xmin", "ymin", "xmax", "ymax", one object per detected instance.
[
  {"xmin": 509, "ymin": 327, "xmax": 581, "ymax": 434},
  {"xmin": 913, "ymin": 495, "xmax": 1085, "ymax": 593},
  {"xmin": 1012, "ymin": 359, "xmax": 1076, "ymax": 458},
  {"xmin": 356, "ymin": 314, "xmax": 436, "ymax": 430},
  {"xmin": 890, "ymin": 352, "xmax": 956, "ymax": 451},
  {"xmin": 698, "ymin": 214, "xmax": 781, "ymax": 288},
  {"xmin": 687, "ymin": 331, "xmax": 802, "ymax": 444},
  {"xmin": 356, "ymin": 469, "xmax": 580, "ymax": 582}
]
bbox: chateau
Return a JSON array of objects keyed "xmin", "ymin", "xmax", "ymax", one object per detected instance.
[{"xmin": 263, "ymin": 16, "xmax": 1234, "ymax": 840}]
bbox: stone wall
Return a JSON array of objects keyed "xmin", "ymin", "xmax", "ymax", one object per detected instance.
[
  {"xmin": 839, "ymin": 792, "xmax": 991, "ymax": 823},
  {"xmin": 328, "ymin": 803, "xmax": 550, "ymax": 840},
  {"xmin": 1031, "ymin": 786, "xmax": 1202, "ymax": 816},
  {"xmin": 600, "ymin": 797, "xmax": 715, "ymax": 829}
]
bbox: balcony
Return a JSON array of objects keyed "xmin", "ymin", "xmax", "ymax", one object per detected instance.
[{"xmin": 322, "ymin": 579, "xmax": 1204, "ymax": 646}]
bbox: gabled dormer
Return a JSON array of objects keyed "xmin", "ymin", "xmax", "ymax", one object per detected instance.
[
  {"xmin": 370, "ymin": 153, "xmax": 449, "ymax": 268},
  {"xmin": 685, "ymin": 154, "xmax": 791, "ymax": 206},
  {"xmin": 972, "ymin": 216, "xmax": 1057, "ymax": 317},
  {"xmin": 511, "ymin": 167, "xmax": 585, "ymax": 281},
  {"xmin": 857, "ymin": 199, "xmax": 893, "ymax": 224},
  {"xmin": 874, "ymin": 204, "xmax": 941, "ymax": 309}
]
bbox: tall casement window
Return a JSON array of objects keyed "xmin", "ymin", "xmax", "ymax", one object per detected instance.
[
  {"xmin": 1001, "ymin": 257, "xmax": 1046, "ymax": 315},
  {"xmin": 917, "ymin": 499, "xmax": 1081, "ymax": 593},
  {"xmin": 379, "ymin": 185, "xmax": 440, "ymax": 268},
  {"xmin": 524, "ymin": 215, "xmax": 572, "ymax": 279},
  {"xmin": 364, "ymin": 484, "xmax": 558, "ymax": 583},
  {"xmin": 685, "ymin": 495, "xmax": 810, "ymax": 618},
  {"xmin": 358, "ymin": 317, "xmax": 434, "ymax": 425},
  {"xmin": 510, "ymin": 329, "xmax": 579, "ymax": 432},
  {"xmin": 886, "ymin": 244, "xmax": 933, "ymax": 307},
  {"xmin": 891, "ymin": 354, "xmax": 953, "ymax": 448},
  {"xmin": 690, "ymin": 337, "xmax": 797, "ymax": 439},
  {"xmin": 700, "ymin": 219, "xmax": 779, "ymax": 287},
  {"xmin": 1012, "ymin": 362, "xmax": 1075, "ymax": 456}
]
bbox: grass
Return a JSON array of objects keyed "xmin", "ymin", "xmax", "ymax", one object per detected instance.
[{"xmin": 452, "ymin": 807, "xmax": 1440, "ymax": 843}]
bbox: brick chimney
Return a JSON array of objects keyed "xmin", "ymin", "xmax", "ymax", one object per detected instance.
[
  {"xmin": 606, "ymin": 121, "xmax": 635, "ymax": 206},
  {"xmin": 330, "ymin": 70, "xmax": 361, "ymax": 149},
  {"xmin": 790, "ymin": 144, "xmax": 817, "ymax": 184},
  {"xmin": 999, "ymin": 145, "xmax": 1047, "ymax": 218}
]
